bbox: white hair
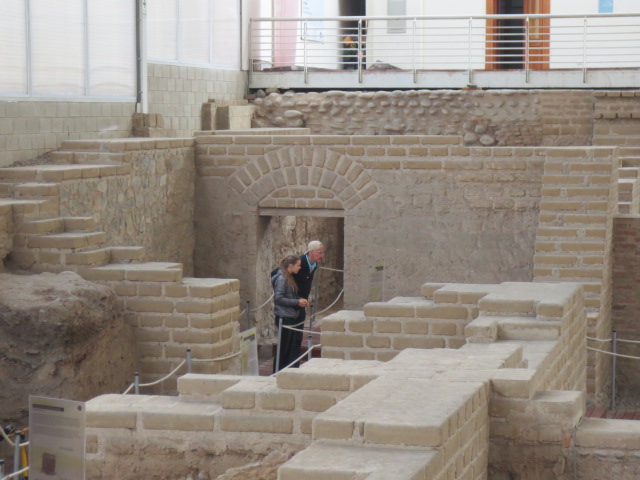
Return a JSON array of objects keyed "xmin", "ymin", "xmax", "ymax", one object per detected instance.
[{"xmin": 306, "ymin": 240, "xmax": 324, "ymax": 252}]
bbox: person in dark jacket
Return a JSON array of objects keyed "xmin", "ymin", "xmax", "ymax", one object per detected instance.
[
  {"xmin": 292, "ymin": 240, "xmax": 325, "ymax": 326},
  {"xmin": 272, "ymin": 254, "xmax": 308, "ymax": 372}
]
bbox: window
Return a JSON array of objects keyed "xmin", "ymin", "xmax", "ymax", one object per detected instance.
[{"xmin": 387, "ymin": 0, "xmax": 406, "ymax": 34}]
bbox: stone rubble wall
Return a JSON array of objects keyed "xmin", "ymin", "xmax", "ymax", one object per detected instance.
[{"xmin": 251, "ymin": 89, "xmax": 609, "ymax": 147}]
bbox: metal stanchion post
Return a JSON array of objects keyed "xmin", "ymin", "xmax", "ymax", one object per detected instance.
[
  {"xmin": 275, "ymin": 317, "xmax": 283, "ymax": 373},
  {"xmin": 246, "ymin": 301, "xmax": 250, "ymax": 325},
  {"xmin": 308, "ymin": 266, "xmax": 321, "ymax": 361},
  {"xmin": 134, "ymin": 372, "xmax": 140, "ymax": 395},
  {"xmin": 0, "ymin": 457, "xmax": 4, "ymax": 476},
  {"xmin": 611, "ymin": 330, "xmax": 617, "ymax": 411},
  {"xmin": 186, "ymin": 348, "xmax": 192, "ymax": 374},
  {"xmin": 13, "ymin": 433, "xmax": 21, "ymax": 477}
]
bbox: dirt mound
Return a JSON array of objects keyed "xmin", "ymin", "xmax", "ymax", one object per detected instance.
[{"xmin": 0, "ymin": 271, "xmax": 138, "ymax": 427}]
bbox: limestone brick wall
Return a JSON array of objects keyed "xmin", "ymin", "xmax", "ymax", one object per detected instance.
[
  {"xmin": 194, "ymin": 134, "xmax": 545, "ymax": 343},
  {"xmin": 0, "ymin": 100, "xmax": 134, "ymax": 167},
  {"xmin": 612, "ymin": 215, "xmax": 640, "ymax": 398},
  {"xmin": 251, "ymin": 89, "xmax": 605, "ymax": 146},
  {"xmin": 531, "ymin": 147, "xmax": 618, "ymax": 402},
  {"xmin": 147, "ymin": 64, "xmax": 247, "ymax": 137},
  {"xmin": 55, "ymin": 139, "xmax": 196, "ymax": 274},
  {"xmin": 593, "ymin": 91, "xmax": 640, "ymax": 121},
  {"xmin": 85, "ymin": 280, "xmax": 593, "ymax": 480}
]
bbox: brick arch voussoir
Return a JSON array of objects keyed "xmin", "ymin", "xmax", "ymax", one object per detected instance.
[{"xmin": 228, "ymin": 146, "xmax": 378, "ymax": 209}]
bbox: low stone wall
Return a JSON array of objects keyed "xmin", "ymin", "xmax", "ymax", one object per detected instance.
[
  {"xmin": 251, "ymin": 89, "xmax": 611, "ymax": 147},
  {"xmin": 86, "ymin": 280, "xmax": 594, "ymax": 480}
]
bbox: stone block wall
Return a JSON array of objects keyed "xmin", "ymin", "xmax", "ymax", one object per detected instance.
[
  {"xmin": 85, "ymin": 280, "xmax": 592, "ymax": 480},
  {"xmin": 147, "ymin": 64, "xmax": 247, "ymax": 138},
  {"xmin": 0, "ymin": 100, "xmax": 134, "ymax": 166},
  {"xmin": 54, "ymin": 139, "xmax": 197, "ymax": 274},
  {"xmin": 531, "ymin": 147, "xmax": 618, "ymax": 401}
]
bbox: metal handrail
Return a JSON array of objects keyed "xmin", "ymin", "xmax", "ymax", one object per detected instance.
[{"xmin": 249, "ymin": 13, "xmax": 640, "ymax": 89}]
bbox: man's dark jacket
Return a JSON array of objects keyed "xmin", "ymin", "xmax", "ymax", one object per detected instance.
[{"xmin": 293, "ymin": 254, "xmax": 316, "ymax": 299}]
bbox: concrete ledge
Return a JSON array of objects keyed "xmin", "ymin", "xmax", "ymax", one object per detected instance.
[{"xmin": 575, "ymin": 418, "xmax": 640, "ymax": 450}]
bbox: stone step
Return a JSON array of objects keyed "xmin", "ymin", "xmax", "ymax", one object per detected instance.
[
  {"xmin": 619, "ymin": 202, "xmax": 632, "ymax": 214},
  {"xmin": 0, "ymin": 182, "xmax": 15, "ymax": 197},
  {"xmin": 619, "ymin": 167, "xmax": 640, "ymax": 179},
  {"xmin": 79, "ymin": 262, "xmax": 184, "ymax": 283},
  {"xmin": 109, "ymin": 246, "xmax": 145, "ymax": 263},
  {"xmin": 52, "ymin": 151, "xmax": 126, "ymax": 165},
  {"xmin": 59, "ymin": 140, "xmax": 111, "ymax": 152},
  {"xmin": 0, "ymin": 164, "xmax": 131, "ymax": 182},
  {"xmin": 279, "ymin": 442, "xmax": 437, "ymax": 480},
  {"xmin": 620, "ymin": 156, "xmax": 640, "ymax": 168},
  {"xmin": 0, "ymin": 198, "xmax": 59, "ymax": 222},
  {"xmin": 16, "ymin": 216, "xmax": 97, "ymax": 235},
  {"xmin": 24, "ymin": 231, "xmax": 107, "ymax": 250},
  {"xmin": 618, "ymin": 178, "xmax": 635, "ymax": 202},
  {"xmin": 497, "ymin": 317, "xmax": 562, "ymax": 341},
  {"xmin": 14, "ymin": 182, "xmax": 60, "ymax": 198}
]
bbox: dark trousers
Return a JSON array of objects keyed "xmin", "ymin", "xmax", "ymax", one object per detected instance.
[{"xmin": 273, "ymin": 311, "xmax": 304, "ymax": 373}]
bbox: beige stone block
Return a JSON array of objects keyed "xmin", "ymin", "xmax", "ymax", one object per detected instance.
[
  {"xmin": 392, "ymin": 337, "xmax": 445, "ymax": 350},
  {"xmin": 86, "ymin": 410, "xmax": 136, "ymax": 429},
  {"xmin": 431, "ymin": 322, "xmax": 458, "ymax": 336},
  {"xmin": 299, "ymin": 417, "xmax": 313, "ymax": 435},
  {"xmin": 490, "ymin": 369, "xmax": 537, "ymax": 398},
  {"xmin": 301, "ymin": 394, "xmax": 337, "ymax": 412},
  {"xmin": 403, "ymin": 320, "xmax": 429, "ymax": 334},
  {"xmin": 322, "ymin": 317, "xmax": 345, "ymax": 332},
  {"xmin": 349, "ymin": 351, "xmax": 376, "ymax": 360},
  {"xmin": 366, "ymin": 336, "xmax": 391, "ymax": 349},
  {"xmin": 259, "ymin": 390, "xmax": 296, "ymax": 411},
  {"xmin": 220, "ymin": 413, "xmax": 293, "ymax": 433},
  {"xmin": 177, "ymin": 373, "xmax": 240, "ymax": 396},
  {"xmin": 126, "ymin": 299, "xmax": 174, "ymax": 313},
  {"xmin": 416, "ymin": 305, "xmax": 469, "ymax": 319},
  {"xmin": 312, "ymin": 417, "xmax": 353, "ymax": 440},
  {"xmin": 348, "ymin": 318, "xmax": 373, "ymax": 333},
  {"xmin": 142, "ymin": 411, "xmax": 214, "ymax": 431},
  {"xmin": 277, "ymin": 370, "xmax": 351, "ymax": 391},
  {"xmin": 175, "ymin": 300, "xmax": 215, "ymax": 314},
  {"xmin": 221, "ymin": 388, "xmax": 255, "ymax": 409},
  {"xmin": 321, "ymin": 332, "xmax": 363, "ymax": 348},
  {"xmin": 375, "ymin": 319, "xmax": 402, "ymax": 333}
]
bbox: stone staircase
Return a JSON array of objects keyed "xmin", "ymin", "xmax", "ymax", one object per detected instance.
[
  {"xmin": 0, "ymin": 142, "xmax": 241, "ymax": 391},
  {"xmin": 616, "ymin": 147, "xmax": 640, "ymax": 214}
]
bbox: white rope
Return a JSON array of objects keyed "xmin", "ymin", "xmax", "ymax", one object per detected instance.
[
  {"xmin": 587, "ymin": 346, "xmax": 640, "ymax": 360},
  {"xmin": 123, "ymin": 360, "xmax": 186, "ymax": 394},
  {"xmin": 191, "ymin": 351, "xmax": 241, "ymax": 362},
  {"xmin": 239, "ymin": 307, "xmax": 248, "ymax": 318},
  {"xmin": 0, "ymin": 427, "xmax": 14, "ymax": 447},
  {"xmin": 617, "ymin": 338, "xmax": 640, "ymax": 345},
  {"xmin": 320, "ymin": 266, "xmax": 344, "ymax": 273},
  {"xmin": 586, "ymin": 336, "xmax": 611, "ymax": 343},
  {"xmin": 1, "ymin": 467, "xmax": 29, "ymax": 480},
  {"xmin": 281, "ymin": 324, "xmax": 316, "ymax": 334},
  {"xmin": 270, "ymin": 344, "xmax": 321, "ymax": 376},
  {"xmin": 250, "ymin": 293, "xmax": 274, "ymax": 312},
  {"xmin": 314, "ymin": 289, "xmax": 344, "ymax": 316}
]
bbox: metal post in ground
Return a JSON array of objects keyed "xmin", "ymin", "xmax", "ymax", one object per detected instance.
[
  {"xmin": 12, "ymin": 433, "xmax": 21, "ymax": 477},
  {"xmin": 134, "ymin": 372, "xmax": 140, "ymax": 395},
  {"xmin": 275, "ymin": 317, "xmax": 283, "ymax": 373},
  {"xmin": 308, "ymin": 265, "xmax": 321, "ymax": 361},
  {"xmin": 611, "ymin": 330, "xmax": 617, "ymax": 411},
  {"xmin": 186, "ymin": 348, "xmax": 192, "ymax": 374}
]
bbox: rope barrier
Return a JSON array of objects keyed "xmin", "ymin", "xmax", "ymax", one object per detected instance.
[
  {"xmin": 123, "ymin": 360, "xmax": 186, "ymax": 394},
  {"xmin": 191, "ymin": 352, "xmax": 241, "ymax": 363},
  {"xmin": 1, "ymin": 466, "xmax": 29, "ymax": 480},
  {"xmin": 587, "ymin": 346, "xmax": 640, "ymax": 360},
  {"xmin": 319, "ymin": 266, "xmax": 344, "ymax": 273},
  {"xmin": 315, "ymin": 289, "xmax": 344, "ymax": 316},
  {"xmin": 586, "ymin": 336, "xmax": 611, "ymax": 343},
  {"xmin": 250, "ymin": 293, "xmax": 274, "ymax": 312},
  {"xmin": 0, "ymin": 428, "xmax": 13, "ymax": 447},
  {"xmin": 270, "ymin": 344, "xmax": 321, "ymax": 377},
  {"xmin": 616, "ymin": 338, "xmax": 640, "ymax": 345}
]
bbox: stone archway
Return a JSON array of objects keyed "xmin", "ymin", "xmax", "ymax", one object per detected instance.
[{"xmin": 227, "ymin": 146, "xmax": 378, "ymax": 210}]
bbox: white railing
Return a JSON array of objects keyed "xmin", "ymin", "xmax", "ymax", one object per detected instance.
[{"xmin": 249, "ymin": 13, "xmax": 640, "ymax": 89}]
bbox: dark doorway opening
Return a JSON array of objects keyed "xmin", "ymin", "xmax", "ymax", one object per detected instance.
[{"xmin": 496, "ymin": 0, "xmax": 525, "ymax": 69}]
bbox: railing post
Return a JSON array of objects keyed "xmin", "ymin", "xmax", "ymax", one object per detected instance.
[
  {"xmin": 412, "ymin": 18, "xmax": 417, "ymax": 83},
  {"xmin": 13, "ymin": 433, "xmax": 21, "ymax": 477},
  {"xmin": 303, "ymin": 20, "xmax": 308, "ymax": 84},
  {"xmin": 467, "ymin": 17, "xmax": 474, "ymax": 86},
  {"xmin": 525, "ymin": 16, "xmax": 530, "ymax": 83},
  {"xmin": 134, "ymin": 371, "xmax": 140, "ymax": 395},
  {"xmin": 275, "ymin": 317, "xmax": 283, "ymax": 373},
  {"xmin": 611, "ymin": 330, "xmax": 617, "ymax": 411},
  {"xmin": 186, "ymin": 348, "xmax": 192, "ymax": 374},
  {"xmin": 582, "ymin": 16, "xmax": 588, "ymax": 83},
  {"xmin": 357, "ymin": 19, "xmax": 363, "ymax": 84},
  {"xmin": 308, "ymin": 265, "xmax": 321, "ymax": 361}
]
